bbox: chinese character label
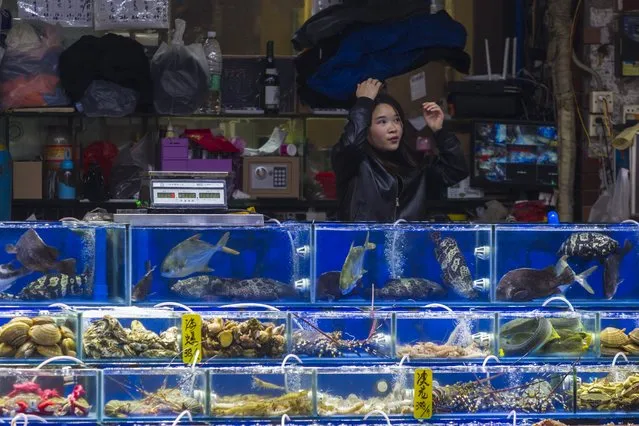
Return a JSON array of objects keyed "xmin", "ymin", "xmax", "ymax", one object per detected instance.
[
  {"xmin": 181, "ymin": 313, "xmax": 202, "ymax": 364},
  {"xmin": 413, "ymin": 368, "xmax": 432, "ymax": 419}
]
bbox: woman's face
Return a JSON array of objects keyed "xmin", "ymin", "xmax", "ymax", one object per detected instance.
[{"xmin": 368, "ymin": 103, "xmax": 403, "ymax": 152}]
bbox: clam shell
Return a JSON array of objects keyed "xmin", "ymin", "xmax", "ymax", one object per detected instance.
[
  {"xmin": 600, "ymin": 327, "xmax": 629, "ymax": 347},
  {"xmin": 36, "ymin": 344, "xmax": 63, "ymax": 357},
  {"xmin": 0, "ymin": 322, "xmax": 30, "ymax": 347},
  {"xmin": 9, "ymin": 317, "xmax": 33, "ymax": 327},
  {"xmin": 14, "ymin": 341, "xmax": 35, "ymax": 358},
  {"xmin": 59, "ymin": 325, "xmax": 75, "ymax": 340},
  {"xmin": 629, "ymin": 328, "xmax": 639, "ymax": 345},
  {"xmin": 0, "ymin": 342, "xmax": 15, "ymax": 357},
  {"xmin": 31, "ymin": 316, "xmax": 55, "ymax": 325},
  {"xmin": 29, "ymin": 324, "xmax": 62, "ymax": 346}
]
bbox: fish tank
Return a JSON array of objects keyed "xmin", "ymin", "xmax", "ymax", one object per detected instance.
[
  {"xmin": 498, "ymin": 311, "xmax": 597, "ymax": 360},
  {"xmin": 575, "ymin": 364, "xmax": 639, "ymax": 418},
  {"xmin": 494, "ymin": 224, "xmax": 638, "ymax": 305},
  {"xmin": 313, "ymin": 223, "xmax": 492, "ymax": 306},
  {"xmin": 102, "ymin": 367, "xmax": 207, "ymax": 420},
  {"xmin": 315, "ymin": 366, "xmax": 413, "ymax": 418},
  {"xmin": 395, "ymin": 311, "xmax": 495, "ymax": 360},
  {"xmin": 199, "ymin": 311, "xmax": 287, "ymax": 361},
  {"xmin": 80, "ymin": 308, "xmax": 181, "ymax": 362},
  {"xmin": 598, "ymin": 312, "xmax": 639, "ymax": 358},
  {"xmin": 209, "ymin": 366, "xmax": 314, "ymax": 418},
  {"xmin": 128, "ymin": 220, "xmax": 311, "ymax": 306},
  {"xmin": 0, "ymin": 309, "xmax": 78, "ymax": 362},
  {"xmin": 0, "ymin": 222, "xmax": 127, "ymax": 305},
  {"xmin": 0, "ymin": 367, "xmax": 99, "ymax": 419},
  {"xmin": 431, "ymin": 365, "xmax": 574, "ymax": 419},
  {"xmin": 290, "ymin": 311, "xmax": 392, "ymax": 361}
]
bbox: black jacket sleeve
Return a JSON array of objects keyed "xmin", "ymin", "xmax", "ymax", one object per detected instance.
[
  {"xmin": 426, "ymin": 128, "xmax": 469, "ymax": 187},
  {"xmin": 331, "ymin": 97, "xmax": 374, "ymax": 183}
]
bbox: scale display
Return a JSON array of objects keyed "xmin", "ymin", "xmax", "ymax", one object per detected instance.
[{"xmin": 149, "ymin": 178, "xmax": 227, "ymax": 208}]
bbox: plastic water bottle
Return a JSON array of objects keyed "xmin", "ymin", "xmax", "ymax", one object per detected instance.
[
  {"xmin": 0, "ymin": 142, "xmax": 11, "ymax": 220},
  {"xmin": 203, "ymin": 31, "xmax": 222, "ymax": 114}
]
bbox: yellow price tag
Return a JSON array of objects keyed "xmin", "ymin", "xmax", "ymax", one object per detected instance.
[
  {"xmin": 181, "ymin": 313, "xmax": 202, "ymax": 364},
  {"xmin": 413, "ymin": 368, "xmax": 433, "ymax": 419}
]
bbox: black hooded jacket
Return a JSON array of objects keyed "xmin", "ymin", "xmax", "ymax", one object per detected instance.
[{"xmin": 331, "ymin": 97, "xmax": 469, "ymax": 222}]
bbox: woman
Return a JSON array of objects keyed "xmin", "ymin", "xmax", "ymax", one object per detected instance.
[{"xmin": 331, "ymin": 78, "xmax": 468, "ymax": 222}]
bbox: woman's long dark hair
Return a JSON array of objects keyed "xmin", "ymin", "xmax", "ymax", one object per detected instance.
[{"xmin": 366, "ymin": 93, "xmax": 423, "ymax": 175}]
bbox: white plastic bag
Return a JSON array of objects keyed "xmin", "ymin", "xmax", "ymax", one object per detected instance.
[
  {"xmin": 588, "ymin": 168, "xmax": 630, "ymax": 222},
  {"xmin": 608, "ymin": 168, "xmax": 630, "ymax": 222}
]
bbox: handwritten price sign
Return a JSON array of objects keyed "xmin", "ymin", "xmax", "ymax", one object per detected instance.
[
  {"xmin": 181, "ymin": 313, "xmax": 202, "ymax": 364},
  {"xmin": 413, "ymin": 368, "xmax": 432, "ymax": 419}
]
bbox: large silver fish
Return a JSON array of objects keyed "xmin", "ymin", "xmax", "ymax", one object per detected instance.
[
  {"xmin": 161, "ymin": 232, "xmax": 240, "ymax": 279},
  {"xmin": 339, "ymin": 231, "xmax": 376, "ymax": 295},
  {"xmin": 0, "ymin": 262, "xmax": 31, "ymax": 292},
  {"xmin": 5, "ymin": 229, "xmax": 76, "ymax": 276}
]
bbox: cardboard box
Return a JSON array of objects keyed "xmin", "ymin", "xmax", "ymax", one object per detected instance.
[
  {"xmin": 13, "ymin": 161, "xmax": 42, "ymax": 199},
  {"xmin": 385, "ymin": 61, "xmax": 447, "ymax": 121}
]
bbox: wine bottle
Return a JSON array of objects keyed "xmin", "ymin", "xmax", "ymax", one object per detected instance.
[{"xmin": 261, "ymin": 40, "xmax": 280, "ymax": 114}]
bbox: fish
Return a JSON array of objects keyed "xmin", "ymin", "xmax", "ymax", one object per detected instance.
[
  {"xmin": 496, "ymin": 256, "xmax": 597, "ymax": 301},
  {"xmin": 339, "ymin": 232, "xmax": 376, "ymax": 295},
  {"xmin": 604, "ymin": 239, "xmax": 633, "ymax": 299},
  {"xmin": 161, "ymin": 232, "xmax": 240, "ymax": 279},
  {"xmin": 18, "ymin": 271, "xmax": 92, "ymax": 300},
  {"xmin": 132, "ymin": 260, "xmax": 155, "ymax": 302},
  {"xmin": 5, "ymin": 229, "xmax": 76, "ymax": 276},
  {"xmin": 316, "ymin": 271, "xmax": 362, "ymax": 301},
  {"xmin": 209, "ymin": 277, "xmax": 297, "ymax": 301},
  {"xmin": 170, "ymin": 275, "xmax": 296, "ymax": 301},
  {"xmin": 0, "ymin": 262, "xmax": 31, "ymax": 292},
  {"xmin": 170, "ymin": 275, "xmax": 238, "ymax": 298},
  {"xmin": 430, "ymin": 231, "xmax": 477, "ymax": 299},
  {"xmin": 557, "ymin": 232, "xmax": 619, "ymax": 260},
  {"xmin": 373, "ymin": 278, "xmax": 447, "ymax": 300}
]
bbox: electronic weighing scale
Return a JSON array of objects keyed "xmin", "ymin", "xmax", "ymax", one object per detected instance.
[{"xmin": 140, "ymin": 171, "xmax": 228, "ymax": 209}]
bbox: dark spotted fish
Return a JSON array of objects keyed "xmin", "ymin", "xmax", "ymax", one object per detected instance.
[
  {"xmin": 132, "ymin": 260, "xmax": 155, "ymax": 302},
  {"xmin": 604, "ymin": 240, "xmax": 633, "ymax": 299},
  {"xmin": 374, "ymin": 278, "xmax": 446, "ymax": 300},
  {"xmin": 18, "ymin": 273, "xmax": 91, "ymax": 300},
  {"xmin": 170, "ymin": 275, "xmax": 237, "ymax": 298},
  {"xmin": 557, "ymin": 232, "xmax": 619, "ymax": 260},
  {"xmin": 209, "ymin": 278, "xmax": 297, "ymax": 301},
  {"xmin": 5, "ymin": 229, "xmax": 76, "ymax": 276},
  {"xmin": 430, "ymin": 231, "xmax": 477, "ymax": 299}
]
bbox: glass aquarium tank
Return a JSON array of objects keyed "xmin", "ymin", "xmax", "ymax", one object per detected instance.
[
  {"xmin": 313, "ymin": 223, "xmax": 492, "ymax": 306},
  {"xmin": 199, "ymin": 311, "xmax": 287, "ymax": 361},
  {"xmin": 0, "ymin": 222, "xmax": 127, "ymax": 305},
  {"xmin": 498, "ymin": 311, "xmax": 597, "ymax": 360},
  {"xmin": 209, "ymin": 366, "xmax": 314, "ymax": 418},
  {"xmin": 0, "ymin": 367, "xmax": 99, "ymax": 419},
  {"xmin": 494, "ymin": 224, "xmax": 638, "ymax": 305},
  {"xmin": 0, "ymin": 309, "xmax": 78, "ymax": 362},
  {"xmin": 102, "ymin": 367, "xmax": 207, "ymax": 420},
  {"xmin": 598, "ymin": 312, "xmax": 639, "ymax": 357},
  {"xmin": 576, "ymin": 364, "xmax": 639, "ymax": 418},
  {"xmin": 80, "ymin": 308, "xmax": 181, "ymax": 362},
  {"xmin": 315, "ymin": 366, "xmax": 413, "ymax": 417},
  {"xmin": 431, "ymin": 365, "xmax": 574, "ymax": 419},
  {"xmin": 129, "ymin": 222, "xmax": 311, "ymax": 306},
  {"xmin": 290, "ymin": 311, "xmax": 392, "ymax": 361},
  {"xmin": 395, "ymin": 310, "xmax": 495, "ymax": 360}
]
